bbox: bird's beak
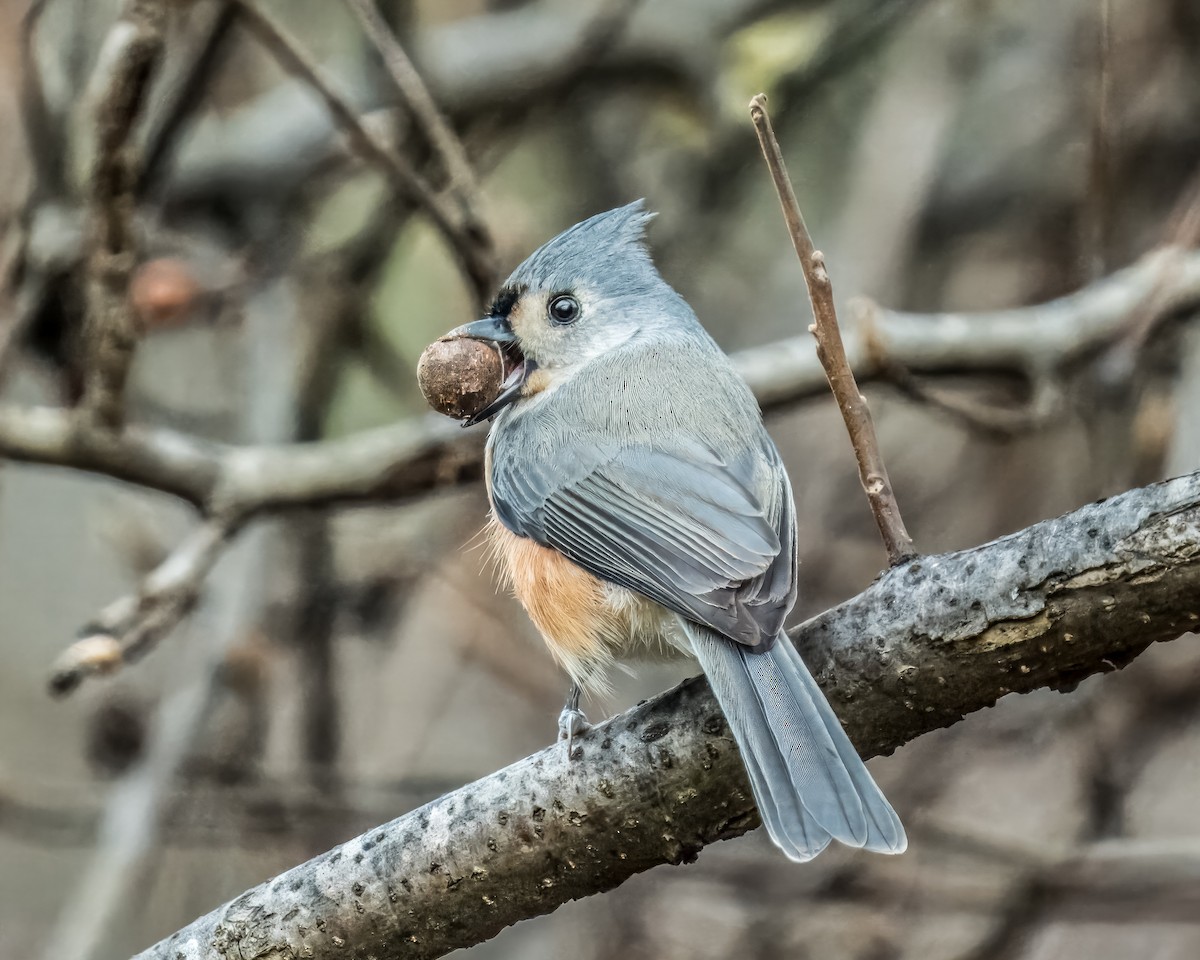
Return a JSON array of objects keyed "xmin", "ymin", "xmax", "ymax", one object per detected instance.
[
  {"xmin": 445, "ymin": 316, "xmax": 535, "ymax": 426},
  {"xmin": 446, "ymin": 316, "xmax": 517, "ymax": 344}
]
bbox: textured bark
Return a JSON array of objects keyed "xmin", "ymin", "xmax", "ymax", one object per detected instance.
[{"xmin": 134, "ymin": 470, "xmax": 1200, "ymax": 960}]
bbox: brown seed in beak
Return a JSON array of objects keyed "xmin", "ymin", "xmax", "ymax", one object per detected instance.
[{"xmin": 417, "ymin": 336, "xmax": 505, "ymax": 421}]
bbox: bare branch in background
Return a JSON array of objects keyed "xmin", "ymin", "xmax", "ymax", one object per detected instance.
[
  {"xmin": 0, "ymin": 247, "xmax": 1193, "ymax": 471},
  {"xmin": 1, "ymin": 248, "xmax": 1197, "ymax": 504},
  {"xmin": 342, "ymin": 0, "xmax": 494, "ymax": 283},
  {"xmin": 1083, "ymin": 0, "xmax": 1114, "ymax": 283},
  {"xmin": 131, "ymin": 469, "xmax": 1200, "ymax": 960},
  {"xmin": 879, "ymin": 367, "xmax": 1065, "ymax": 439},
  {"xmin": 138, "ymin": 0, "xmax": 239, "ymax": 198},
  {"xmin": 48, "ymin": 517, "xmax": 235, "ymax": 696},
  {"xmin": 17, "ymin": 0, "xmax": 64, "ymax": 199},
  {"xmin": 0, "ymin": 403, "xmax": 223, "ymax": 506},
  {"xmin": 1100, "ymin": 162, "xmax": 1200, "ymax": 381},
  {"xmin": 0, "ymin": 245, "xmax": 1194, "ymax": 693},
  {"xmin": 741, "ymin": 243, "xmax": 1200, "ymax": 413},
  {"xmin": 82, "ymin": 0, "xmax": 168, "ymax": 430},
  {"xmin": 750, "ymin": 93, "xmax": 917, "ymax": 565},
  {"xmin": 346, "ymin": 0, "xmax": 477, "ymax": 191},
  {"xmin": 231, "ymin": 0, "xmax": 496, "ymax": 308}
]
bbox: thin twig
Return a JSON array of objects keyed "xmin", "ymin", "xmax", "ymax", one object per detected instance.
[
  {"xmin": 749, "ymin": 93, "xmax": 916, "ymax": 565},
  {"xmin": 81, "ymin": 0, "xmax": 169, "ymax": 430},
  {"xmin": 885, "ymin": 368, "xmax": 1063, "ymax": 439},
  {"xmin": 232, "ymin": 0, "xmax": 495, "ymax": 308},
  {"xmin": 138, "ymin": 0, "xmax": 239, "ymax": 197},
  {"xmin": 343, "ymin": 0, "xmax": 497, "ymax": 300},
  {"xmin": 1083, "ymin": 0, "xmax": 1114, "ymax": 283},
  {"xmin": 342, "ymin": 0, "xmax": 479, "ymax": 199},
  {"xmin": 18, "ymin": 0, "xmax": 64, "ymax": 198},
  {"xmin": 48, "ymin": 517, "xmax": 236, "ymax": 695},
  {"xmin": 1100, "ymin": 161, "xmax": 1200, "ymax": 381}
]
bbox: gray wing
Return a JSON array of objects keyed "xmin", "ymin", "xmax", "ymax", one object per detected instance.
[{"xmin": 489, "ymin": 431, "xmax": 797, "ymax": 647}]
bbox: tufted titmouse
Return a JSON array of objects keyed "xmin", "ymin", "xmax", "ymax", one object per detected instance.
[{"xmin": 446, "ymin": 201, "xmax": 906, "ymax": 861}]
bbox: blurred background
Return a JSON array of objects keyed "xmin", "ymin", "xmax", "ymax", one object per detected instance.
[{"xmin": 1, "ymin": 0, "xmax": 1199, "ymax": 957}]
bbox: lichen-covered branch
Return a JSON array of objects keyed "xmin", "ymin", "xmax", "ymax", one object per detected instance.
[{"xmin": 133, "ymin": 470, "xmax": 1200, "ymax": 960}]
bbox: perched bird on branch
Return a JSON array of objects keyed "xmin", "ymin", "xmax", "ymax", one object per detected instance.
[{"xmin": 443, "ymin": 202, "xmax": 906, "ymax": 861}]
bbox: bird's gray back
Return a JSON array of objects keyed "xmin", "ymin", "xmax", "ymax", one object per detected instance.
[{"xmin": 489, "ymin": 325, "xmax": 799, "ymax": 647}]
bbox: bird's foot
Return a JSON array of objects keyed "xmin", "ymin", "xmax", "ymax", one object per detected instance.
[
  {"xmin": 558, "ymin": 705, "xmax": 591, "ymax": 759},
  {"xmin": 558, "ymin": 683, "xmax": 590, "ymax": 759}
]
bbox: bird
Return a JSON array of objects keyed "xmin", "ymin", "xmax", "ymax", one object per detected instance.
[{"xmin": 445, "ymin": 201, "xmax": 906, "ymax": 861}]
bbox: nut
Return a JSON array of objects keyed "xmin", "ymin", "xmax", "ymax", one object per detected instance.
[{"xmin": 417, "ymin": 336, "xmax": 505, "ymax": 421}]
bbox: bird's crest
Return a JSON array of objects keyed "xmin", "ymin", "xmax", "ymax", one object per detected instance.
[{"xmin": 506, "ymin": 200, "xmax": 658, "ymax": 294}]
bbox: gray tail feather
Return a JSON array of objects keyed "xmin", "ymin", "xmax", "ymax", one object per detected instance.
[{"xmin": 685, "ymin": 622, "xmax": 907, "ymax": 862}]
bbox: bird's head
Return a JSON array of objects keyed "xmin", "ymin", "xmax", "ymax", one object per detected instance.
[{"xmin": 447, "ymin": 200, "xmax": 676, "ymax": 425}]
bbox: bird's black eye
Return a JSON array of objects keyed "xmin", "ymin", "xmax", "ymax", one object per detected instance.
[{"xmin": 548, "ymin": 294, "xmax": 580, "ymax": 325}]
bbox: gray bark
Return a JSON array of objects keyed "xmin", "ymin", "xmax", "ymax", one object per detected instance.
[{"xmin": 134, "ymin": 469, "xmax": 1200, "ymax": 960}]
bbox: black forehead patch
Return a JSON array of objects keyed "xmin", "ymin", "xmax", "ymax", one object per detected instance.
[{"xmin": 489, "ymin": 286, "xmax": 523, "ymax": 319}]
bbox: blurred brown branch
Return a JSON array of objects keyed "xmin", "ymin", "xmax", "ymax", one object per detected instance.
[
  {"xmin": 342, "ymin": 0, "xmax": 493, "ymax": 286},
  {"xmin": 81, "ymin": 0, "xmax": 168, "ymax": 429},
  {"xmin": 130, "ymin": 469, "xmax": 1200, "ymax": 960}
]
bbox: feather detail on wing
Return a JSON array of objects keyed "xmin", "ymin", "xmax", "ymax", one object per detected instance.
[{"xmin": 489, "ymin": 434, "xmax": 797, "ymax": 647}]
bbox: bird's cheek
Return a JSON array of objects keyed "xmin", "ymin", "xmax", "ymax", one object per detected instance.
[
  {"xmin": 521, "ymin": 368, "xmax": 555, "ymax": 398},
  {"xmin": 506, "ymin": 295, "xmax": 543, "ymax": 342}
]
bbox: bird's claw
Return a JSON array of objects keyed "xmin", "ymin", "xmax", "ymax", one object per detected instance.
[{"xmin": 557, "ymin": 704, "xmax": 591, "ymax": 760}]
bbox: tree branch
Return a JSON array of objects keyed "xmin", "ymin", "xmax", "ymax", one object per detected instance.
[
  {"xmin": 742, "ymin": 245, "xmax": 1200, "ymax": 409},
  {"xmin": 231, "ymin": 0, "xmax": 496, "ymax": 308},
  {"xmin": 4, "ymin": 246, "xmax": 1197, "ymax": 510},
  {"xmin": 0, "ymin": 403, "xmax": 223, "ymax": 507},
  {"xmin": 133, "ymin": 469, "xmax": 1200, "ymax": 960},
  {"xmin": 341, "ymin": 0, "xmax": 498, "ymax": 302},
  {"xmin": 3, "ymin": 250, "xmax": 1199, "ymax": 692},
  {"xmin": 81, "ymin": 0, "xmax": 168, "ymax": 429},
  {"xmin": 138, "ymin": 0, "xmax": 239, "ymax": 198},
  {"xmin": 751, "ymin": 92, "xmax": 916, "ymax": 565},
  {"xmin": 48, "ymin": 516, "xmax": 235, "ymax": 695},
  {"xmin": 342, "ymin": 0, "xmax": 482, "ymax": 207}
]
